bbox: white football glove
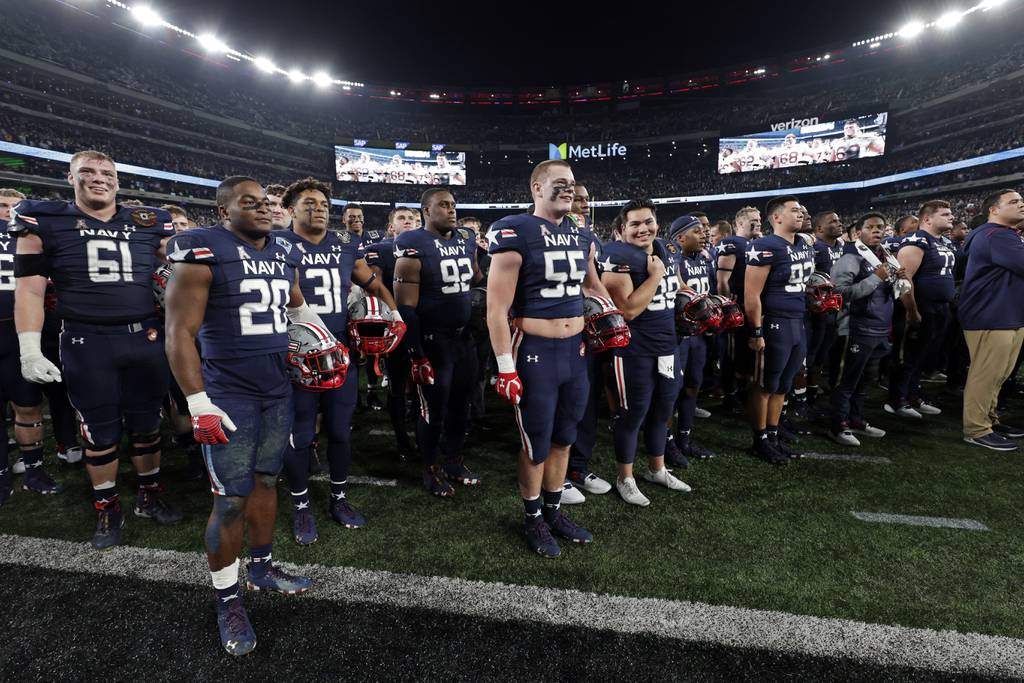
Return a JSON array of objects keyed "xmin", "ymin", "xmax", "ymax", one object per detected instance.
[{"xmin": 18, "ymin": 332, "xmax": 62, "ymax": 384}]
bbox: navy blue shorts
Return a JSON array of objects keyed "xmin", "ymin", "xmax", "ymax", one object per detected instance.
[
  {"xmin": 512, "ymin": 331, "xmax": 588, "ymax": 464},
  {"xmin": 678, "ymin": 335, "xmax": 707, "ymax": 390},
  {"xmin": 0, "ymin": 320, "xmax": 42, "ymax": 407},
  {"xmin": 203, "ymin": 395, "xmax": 292, "ymax": 497},
  {"xmin": 59, "ymin": 319, "xmax": 168, "ymax": 447},
  {"xmin": 416, "ymin": 329, "xmax": 477, "ymax": 466},
  {"xmin": 290, "ymin": 360, "xmax": 359, "ymax": 449},
  {"xmin": 755, "ymin": 316, "xmax": 807, "ymax": 395}
]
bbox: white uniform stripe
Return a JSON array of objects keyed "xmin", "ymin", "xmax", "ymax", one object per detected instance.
[
  {"xmin": 614, "ymin": 356, "xmax": 628, "ymax": 411},
  {"xmin": 416, "ymin": 385, "xmax": 430, "ymax": 424},
  {"xmin": 202, "ymin": 444, "xmax": 227, "ymax": 496},
  {"xmin": 509, "ymin": 329, "xmax": 532, "ymax": 461}
]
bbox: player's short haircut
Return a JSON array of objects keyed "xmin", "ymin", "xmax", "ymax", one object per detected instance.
[
  {"xmin": 529, "ymin": 160, "xmax": 571, "ymax": 188},
  {"xmin": 617, "ymin": 198, "xmax": 657, "ymax": 226},
  {"xmin": 216, "ymin": 175, "xmax": 260, "ymax": 208},
  {"xmin": 121, "ymin": 199, "xmax": 144, "ymax": 207},
  {"xmin": 0, "ymin": 188, "xmax": 26, "ymax": 200},
  {"xmin": 458, "ymin": 216, "xmax": 481, "ymax": 227},
  {"xmin": 388, "ymin": 206, "xmax": 416, "ymax": 223},
  {"xmin": 343, "ymin": 203, "xmax": 363, "ymax": 215},
  {"xmin": 714, "ymin": 220, "xmax": 733, "ymax": 236},
  {"xmin": 282, "ymin": 177, "xmax": 332, "ymax": 209},
  {"xmin": 160, "ymin": 204, "xmax": 187, "ymax": 218},
  {"xmin": 918, "ymin": 199, "xmax": 951, "ymax": 221},
  {"xmin": 69, "ymin": 149, "xmax": 114, "ymax": 170},
  {"xmin": 690, "ymin": 211, "xmax": 707, "ymax": 220},
  {"xmin": 855, "ymin": 212, "xmax": 886, "ymax": 231},
  {"xmin": 981, "ymin": 189, "xmax": 1017, "ymax": 218},
  {"xmin": 813, "ymin": 210, "xmax": 837, "ymax": 229},
  {"xmin": 735, "ymin": 206, "xmax": 758, "ymax": 223},
  {"xmin": 764, "ymin": 196, "xmax": 799, "ymax": 224},
  {"xmin": 265, "ymin": 184, "xmax": 287, "ymax": 197},
  {"xmin": 895, "ymin": 215, "xmax": 918, "ymax": 234},
  {"xmin": 421, "ymin": 187, "xmax": 452, "ymax": 209}
]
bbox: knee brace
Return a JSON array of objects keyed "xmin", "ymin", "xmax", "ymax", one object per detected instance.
[
  {"xmin": 14, "ymin": 421, "xmax": 44, "ymax": 449},
  {"xmin": 85, "ymin": 449, "xmax": 120, "ymax": 466},
  {"xmin": 130, "ymin": 433, "xmax": 162, "ymax": 458}
]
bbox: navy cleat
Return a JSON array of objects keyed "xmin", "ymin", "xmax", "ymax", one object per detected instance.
[
  {"xmin": 22, "ymin": 467, "xmax": 64, "ymax": 495},
  {"xmin": 217, "ymin": 596, "xmax": 257, "ymax": 657},
  {"xmin": 292, "ymin": 507, "xmax": 319, "ymax": 545},
  {"xmin": 547, "ymin": 511, "xmax": 593, "ymax": 544},
  {"xmin": 134, "ymin": 487, "xmax": 184, "ymax": 524},
  {"xmin": 423, "ymin": 465, "xmax": 455, "ymax": 497},
  {"xmin": 442, "ymin": 459, "xmax": 481, "ymax": 486},
  {"xmin": 664, "ymin": 437, "xmax": 689, "ymax": 469},
  {"xmin": 777, "ymin": 419, "xmax": 803, "ymax": 442},
  {"xmin": 524, "ymin": 515, "xmax": 560, "ymax": 559},
  {"xmin": 329, "ymin": 497, "xmax": 366, "ymax": 529},
  {"xmin": 91, "ymin": 503, "xmax": 125, "ymax": 550},
  {"xmin": 245, "ymin": 564, "xmax": 312, "ymax": 595},
  {"xmin": 752, "ymin": 439, "xmax": 788, "ymax": 466},
  {"xmin": 770, "ymin": 433, "xmax": 803, "ymax": 459},
  {"xmin": 683, "ymin": 440, "xmax": 716, "ymax": 460}
]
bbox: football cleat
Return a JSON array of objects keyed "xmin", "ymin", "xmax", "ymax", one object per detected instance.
[
  {"xmin": 616, "ymin": 477, "xmax": 650, "ymax": 507},
  {"xmin": 829, "ymin": 428, "xmax": 861, "ymax": 447},
  {"xmin": 524, "ymin": 515, "xmax": 560, "ymax": 559},
  {"xmin": 11, "ymin": 457, "xmax": 25, "ymax": 475},
  {"xmin": 776, "ymin": 420, "xmax": 802, "ymax": 443},
  {"xmin": 547, "ymin": 511, "xmax": 593, "ymax": 544},
  {"xmin": 217, "ymin": 597, "xmax": 257, "ymax": 657},
  {"xmin": 91, "ymin": 503, "xmax": 125, "ymax": 550},
  {"xmin": 422, "ymin": 465, "xmax": 455, "ymax": 498},
  {"xmin": 914, "ymin": 400, "xmax": 942, "ymax": 416},
  {"xmin": 850, "ymin": 421, "xmax": 886, "ymax": 438},
  {"xmin": 443, "ymin": 460, "xmax": 481, "ymax": 486},
  {"xmin": 292, "ymin": 508, "xmax": 319, "ymax": 545},
  {"xmin": 883, "ymin": 403, "xmax": 922, "ymax": 419},
  {"xmin": 641, "ymin": 467, "xmax": 692, "ymax": 492},
  {"xmin": 752, "ymin": 439, "xmax": 788, "ymax": 466},
  {"xmin": 665, "ymin": 437, "xmax": 690, "ymax": 469},
  {"xmin": 568, "ymin": 470, "xmax": 611, "ymax": 495},
  {"xmin": 22, "ymin": 467, "xmax": 63, "ymax": 495},
  {"xmin": 682, "ymin": 440, "xmax": 716, "ymax": 460},
  {"xmin": 134, "ymin": 488, "xmax": 184, "ymax": 524},
  {"xmin": 57, "ymin": 446, "xmax": 84, "ymax": 464},
  {"xmin": 246, "ymin": 565, "xmax": 312, "ymax": 595},
  {"xmin": 770, "ymin": 433, "xmax": 802, "ymax": 459},
  {"xmin": 366, "ymin": 390, "xmax": 385, "ymax": 411},
  {"xmin": 329, "ymin": 498, "xmax": 366, "ymax": 529},
  {"xmin": 560, "ymin": 481, "xmax": 585, "ymax": 505}
]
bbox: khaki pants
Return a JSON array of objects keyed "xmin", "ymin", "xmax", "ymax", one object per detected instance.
[{"xmin": 963, "ymin": 328, "xmax": 1024, "ymax": 438}]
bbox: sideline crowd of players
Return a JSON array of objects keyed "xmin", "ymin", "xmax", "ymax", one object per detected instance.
[
  {"xmin": 718, "ymin": 119, "xmax": 886, "ymax": 173},
  {"xmin": 3, "ymin": 150, "xmax": 1024, "ymax": 656}
]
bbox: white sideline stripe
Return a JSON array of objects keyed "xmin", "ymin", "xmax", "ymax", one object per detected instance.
[
  {"xmin": 803, "ymin": 452, "xmax": 892, "ymax": 464},
  {"xmin": 0, "ymin": 534, "xmax": 1021, "ymax": 675},
  {"xmin": 308, "ymin": 475, "xmax": 398, "ymax": 487},
  {"xmin": 851, "ymin": 512, "xmax": 989, "ymax": 531}
]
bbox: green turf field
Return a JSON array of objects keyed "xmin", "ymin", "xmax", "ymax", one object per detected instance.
[{"xmin": 2, "ymin": 380, "xmax": 1022, "ymax": 641}]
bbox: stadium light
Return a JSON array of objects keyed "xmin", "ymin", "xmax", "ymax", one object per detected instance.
[
  {"xmin": 312, "ymin": 71, "xmax": 332, "ymax": 88},
  {"xmin": 936, "ymin": 11, "xmax": 964, "ymax": 28},
  {"xmin": 980, "ymin": 0, "xmax": 1006, "ymax": 8},
  {"xmin": 254, "ymin": 56, "xmax": 276, "ymax": 73},
  {"xmin": 197, "ymin": 33, "xmax": 228, "ymax": 52},
  {"xmin": 287, "ymin": 69, "xmax": 307, "ymax": 83},
  {"xmin": 131, "ymin": 5, "xmax": 164, "ymax": 27},
  {"xmin": 898, "ymin": 20, "xmax": 926, "ymax": 38}
]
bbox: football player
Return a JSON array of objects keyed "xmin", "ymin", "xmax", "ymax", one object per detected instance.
[
  {"xmin": 886, "ymin": 200, "xmax": 955, "ymax": 418},
  {"xmin": 487, "ymin": 160, "xmax": 611, "ymax": 558},
  {"xmin": 10, "ymin": 151, "xmax": 181, "ymax": 546},
  {"xmin": 278, "ymin": 178, "xmax": 403, "ymax": 540},
  {"xmin": 775, "ymin": 134, "xmax": 810, "ymax": 168},
  {"xmin": 343, "ymin": 204, "xmax": 365, "ymax": 237},
  {"xmin": 831, "ymin": 119, "xmax": 884, "ymax": 161},
  {"xmin": 165, "ymin": 176, "xmax": 329, "ymax": 656},
  {"xmin": 265, "ymin": 184, "xmax": 291, "ymax": 231},
  {"xmin": 395, "ymin": 188, "xmax": 482, "ymax": 496},
  {"xmin": 744, "ymin": 196, "xmax": 815, "ymax": 464},
  {"xmin": 163, "ymin": 205, "xmax": 191, "ymax": 233},
  {"xmin": 716, "ymin": 206, "xmax": 759, "ymax": 414},
  {"xmin": 365, "ymin": 207, "xmax": 419, "ymax": 458},
  {"xmin": 804, "ymin": 211, "xmax": 845, "ymax": 409}
]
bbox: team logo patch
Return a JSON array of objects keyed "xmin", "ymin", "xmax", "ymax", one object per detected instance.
[
  {"xmin": 458, "ymin": 228, "xmax": 471, "ymax": 240},
  {"xmin": 274, "ymin": 235, "xmax": 293, "ymax": 253},
  {"xmin": 130, "ymin": 209, "xmax": 158, "ymax": 228},
  {"xmin": 146, "ymin": 328, "xmax": 159, "ymax": 342},
  {"xmin": 339, "ymin": 231, "xmax": 352, "ymax": 244}
]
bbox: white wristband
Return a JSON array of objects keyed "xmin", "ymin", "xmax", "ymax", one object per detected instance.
[
  {"xmin": 496, "ymin": 353, "xmax": 515, "ymax": 374},
  {"xmin": 186, "ymin": 391, "xmax": 212, "ymax": 414},
  {"xmin": 17, "ymin": 331, "xmax": 43, "ymax": 357},
  {"xmin": 391, "ymin": 308, "xmax": 403, "ymax": 323}
]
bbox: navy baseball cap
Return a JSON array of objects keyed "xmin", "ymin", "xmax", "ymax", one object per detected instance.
[{"xmin": 669, "ymin": 214, "xmax": 701, "ymax": 239}]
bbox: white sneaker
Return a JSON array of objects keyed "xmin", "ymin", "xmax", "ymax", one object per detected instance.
[
  {"xmin": 851, "ymin": 423, "xmax": 886, "ymax": 438},
  {"xmin": 574, "ymin": 472, "xmax": 611, "ymax": 495},
  {"xmin": 883, "ymin": 403, "xmax": 922, "ymax": 419},
  {"xmin": 641, "ymin": 467, "xmax": 692, "ymax": 492},
  {"xmin": 694, "ymin": 406, "xmax": 711, "ymax": 419},
  {"xmin": 829, "ymin": 429, "xmax": 861, "ymax": 447},
  {"xmin": 58, "ymin": 446, "xmax": 84, "ymax": 464},
  {"xmin": 915, "ymin": 401, "xmax": 942, "ymax": 416},
  {"xmin": 561, "ymin": 481, "xmax": 586, "ymax": 505},
  {"xmin": 11, "ymin": 457, "xmax": 25, "ymax": 475},
  {"xmin": 615, "ymin": 477, "xmax": 650, "ymax": 506}
]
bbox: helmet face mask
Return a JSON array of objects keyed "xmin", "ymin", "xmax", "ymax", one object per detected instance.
[
  {"xmin": 347, "ymin": 295, "xmax": 402, "ymax": 356},
  {"xmin": 806, "ymin": 272, "xmax": 843, "ymax": 313},
  {"xmin": 152, "ymin": 263, "xmax": 173, "ymax": 312},
  {"xmin": 709, "ymin": 294, "xmax": 745, "ymax": 330},
  {"xmin": 583, "ymin": 295, "xmax": 631, "ymax": 352},
  {"xmin": 287, "ymin": 322, "xmax": 350, "ymax": 391},
  {"xmin": 675, "ymin": 291, "xmax": 723, "ymax": 336}
]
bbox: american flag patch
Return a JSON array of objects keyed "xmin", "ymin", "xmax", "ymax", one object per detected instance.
[
  {"xmin": 191, "ymin": 247, "xmax": 214, "ymax": 259},
  {"xmin": 497, "ymin": 229, "xmax": 517, "ymax": 239}
]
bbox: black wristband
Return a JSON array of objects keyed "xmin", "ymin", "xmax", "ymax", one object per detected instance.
[{"xmin": 751, "ymin": 326, "xmax": 763, "ymax": 338}]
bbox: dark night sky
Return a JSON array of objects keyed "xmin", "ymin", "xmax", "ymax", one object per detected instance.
[{"xmin": 95, "ymin": 0, "xmax": 964, "ymax": 86}]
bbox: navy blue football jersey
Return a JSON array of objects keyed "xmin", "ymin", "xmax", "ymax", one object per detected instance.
[
  {"xmin": 277, "ymin": 229, "xmax": 361, "ymax": 340},
  {"xmin": 0, "ymin": 230, "xmax": 14, "ymax": 319},
  {"xmin": 814, "ymin": 239, "xmax": 844, "ymax": 274},
  {"xmin": 489, "ymin": 214, "xmax": 590, "ymax": 319},
  {"xmin": 717, "ymin": 235, "xmax": 748, "ymax": 301},
  {"xmin": 602, "ymin": 238, "xmax": 679, "ymax": 356},
  {"xmin": 363, "ymin": 238, "xmax": 397, "ymax": 292},
  {"xmin": 680, "ymin": 247, "xmax": 713, "ymax": 297},
  {"xmin": 898, "ymin": 230, "xmax": 956, "ymax": 306},
  {"xmin": 361, "ymin": 228, "xmax": 387, "ymax": 246},
  {"xmin": 749, "ymin": 234, "xmax": 815, "ymax": 318},
  {"xmin": 395, "ymin": 227, "xmax": 476, "ymax": 329},
  {"xmin": 9, "ymin": 200, "xmax": 173, "ymax": 324}
]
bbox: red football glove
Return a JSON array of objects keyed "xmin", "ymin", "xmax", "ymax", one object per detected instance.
[
  {"xmin": 186, "ymin": 392, "xmax": 237, "ymax": 445},
  {"xmin": 390, "ymin": 320, "xmax": 407, "ymax": 348},
  {"xmin": 410, "ymin": 357, "xmax": 435, "ymax": 385},
  {"xmin": 494, "ymin": 371, "xmax": 523, "ymax": 405}
]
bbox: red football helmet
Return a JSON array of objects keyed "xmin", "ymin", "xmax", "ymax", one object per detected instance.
[
  {"xmin": 286, "ymin": 322, "xmax": 349, "ymax": 391},
  {"xmin": 152, "ymin": 263, "xmax": 173, "ymax": 312},
  {"xmin": 806, "ymin": 272, "xmax": 843, "ymax": 313},
  {"xmin": 709, "ymin": 294, "xmax": 745, "ymax": 330},
  {"xmin": 583, "ymin": 295, "xmax": 631, "ymax": 352},
  {"xmin": 347, "ymin": 295, "xmax": 403, "ymax": 356},
  {"xmin": 675, "ymin": 291, "xmax": 723, "ymax": 336}
]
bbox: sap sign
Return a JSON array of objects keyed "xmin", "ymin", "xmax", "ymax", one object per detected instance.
[{"xmin": 548, "ymin": 142, "xmax": 627, "ymax": 160}]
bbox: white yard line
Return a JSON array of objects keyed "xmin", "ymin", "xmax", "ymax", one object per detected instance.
[
  {"xmin": 851, "ymin": 512, "xmax": 989, "ymax": 531},
  {"xmin": 0, "ymin": 533, "xmax": 1020, "ymax": 675},
  {"xmin": 803, "ymin": 452, "xmax": 892, "ymax": 464},
  {"xmin": 308, "ymin": 474, "xmax": 398, "ymax": 487}
]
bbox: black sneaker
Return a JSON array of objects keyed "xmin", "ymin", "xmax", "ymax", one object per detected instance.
[{"xmin": 964, "ymin": 433, "xmax": 1019, "ymax": 452}]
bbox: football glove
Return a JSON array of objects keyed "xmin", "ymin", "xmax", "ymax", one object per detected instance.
[
  {"xmin": 18, "ymin": 332, "xmax": 62, "ymax": 384},
  {"xmin": 186, "ymin": 392, "xmax": 237, "ymax": 445},
  {"xmin": 410, "ymin": 357, "xmax": 435, "ymax": 385}
]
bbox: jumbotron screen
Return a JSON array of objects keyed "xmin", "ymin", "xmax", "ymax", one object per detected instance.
[
  {"xmin": 717, "ymin": 112, "xmax": 888, "ymax": 174},
  {"xmin": 334, "ymin": 145, "xmax": 467, "ymax": 185}
]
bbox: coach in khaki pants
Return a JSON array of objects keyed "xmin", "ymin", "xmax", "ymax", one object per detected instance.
[{"xmin": 959, "ymin": 189, "xmax": 1024, "ymax": 451}]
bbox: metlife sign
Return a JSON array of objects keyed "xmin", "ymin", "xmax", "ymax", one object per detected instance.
[{"xmin": 548, "ymin": 142, "xmax": 627, "ymax": 160}]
